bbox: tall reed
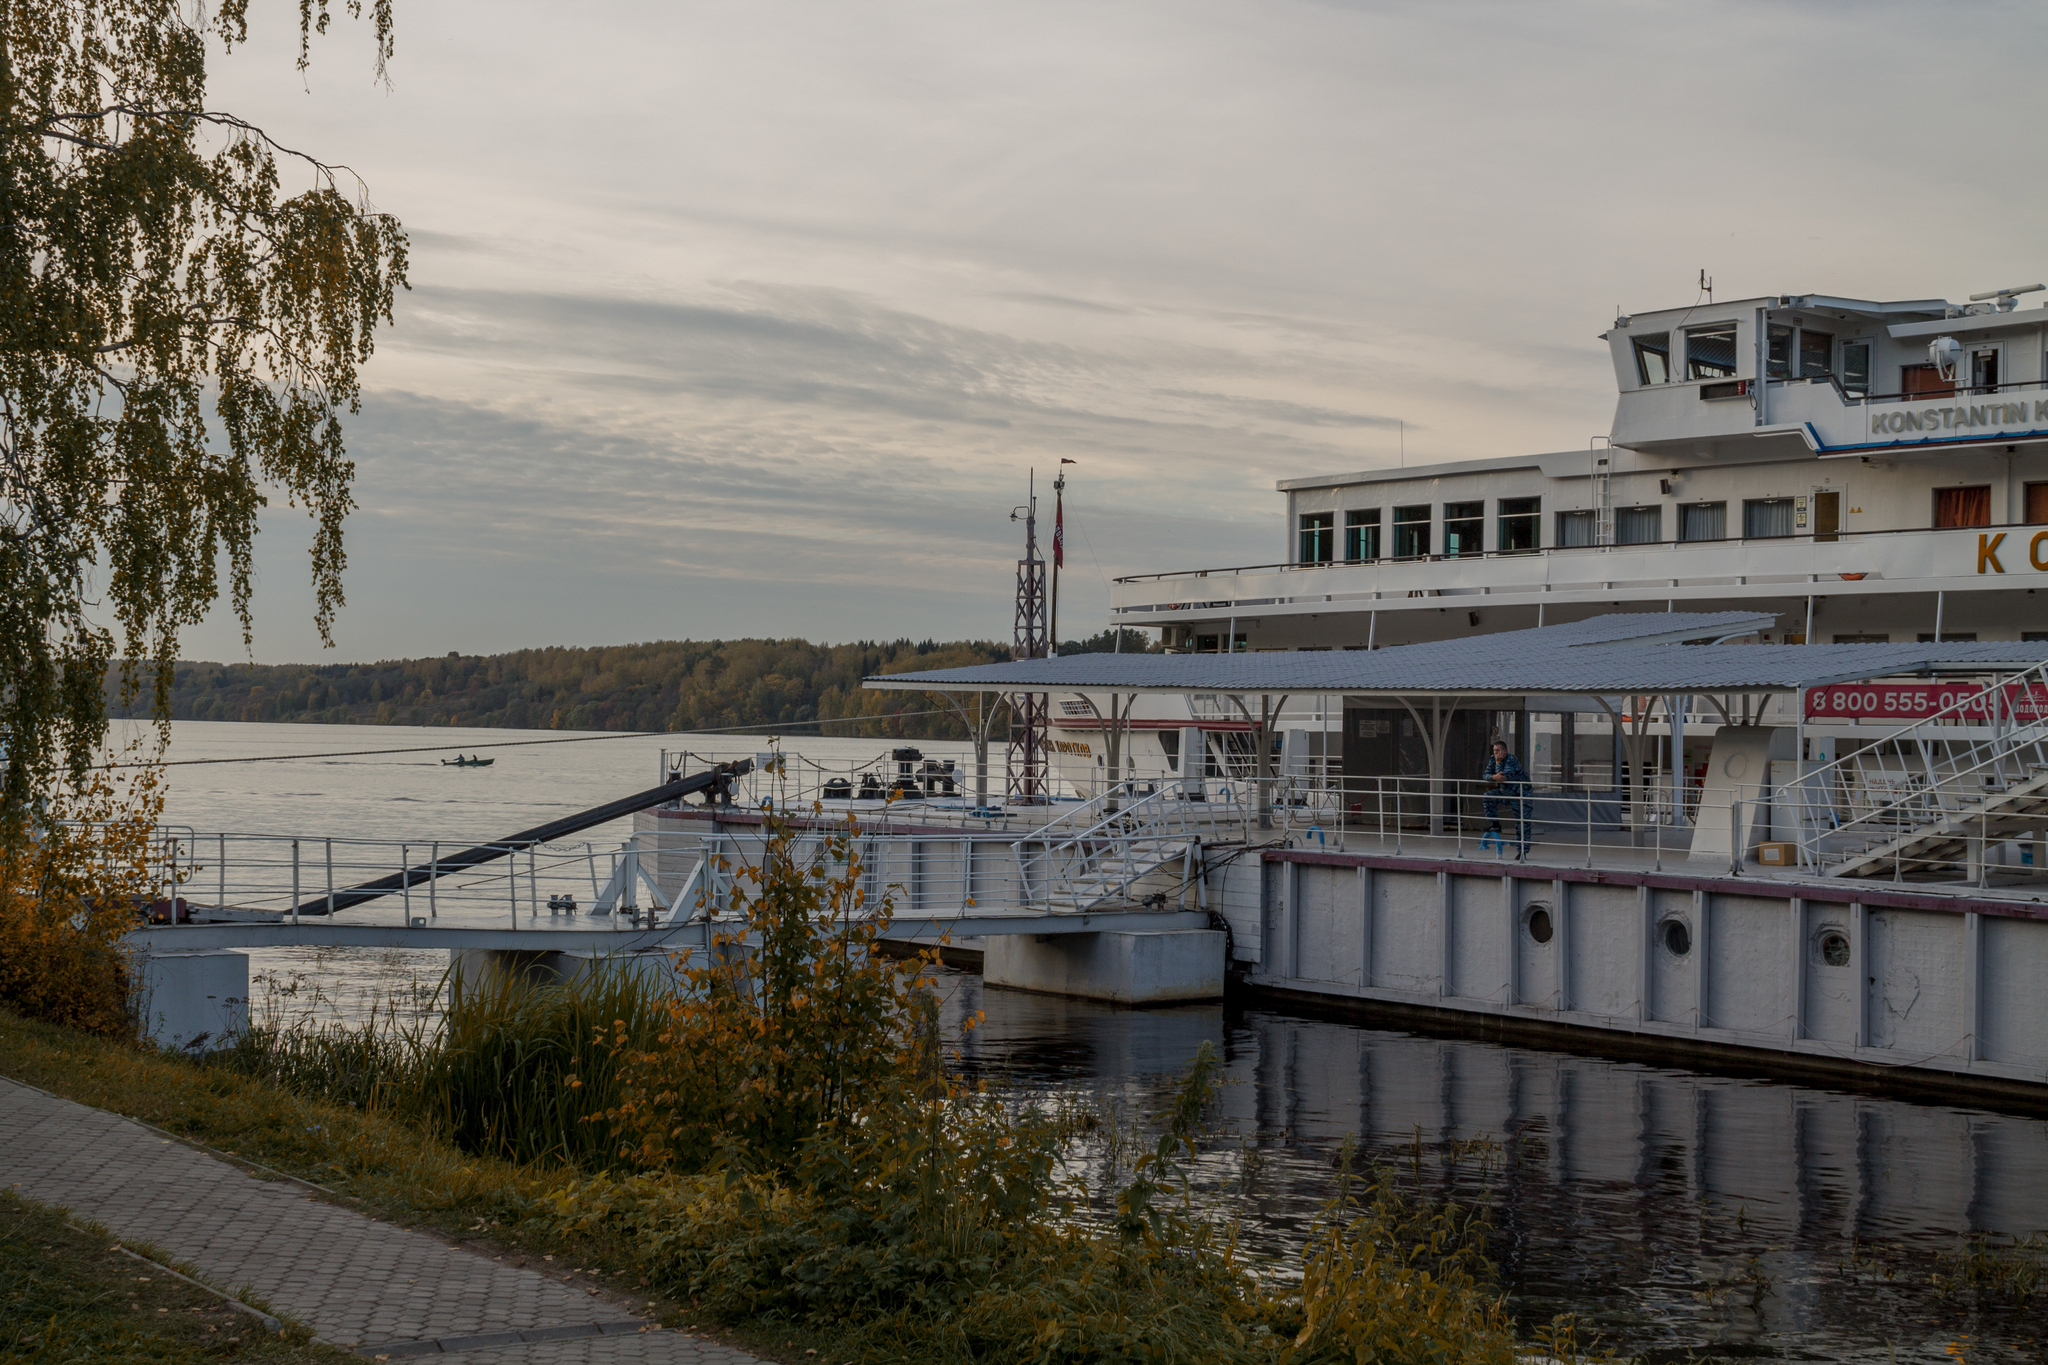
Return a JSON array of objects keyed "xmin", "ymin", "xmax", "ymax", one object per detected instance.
[{"xmin": 211, "ymin": 959, "xmax": 670, "ymax": 1170}]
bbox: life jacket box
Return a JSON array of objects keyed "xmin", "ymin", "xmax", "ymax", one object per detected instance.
[{"xmin": 1756, "ymin": 842, "xmax": 1797, "ymax": 866}]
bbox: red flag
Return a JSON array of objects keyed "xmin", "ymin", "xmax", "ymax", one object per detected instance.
[{"xmin": 1053, "ymin": 500, "xmax": 1064, "ymax": 568}]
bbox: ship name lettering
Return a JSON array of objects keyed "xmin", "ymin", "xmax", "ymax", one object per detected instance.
[
  {"xmin": 2033, "ymin": 531, "xmax": 2048, "ymax": 572},
  {"xmin": 1870, "ymin": 401, "xmax": 2044, "ymax": 437},
  {"xmin": 1978, "ymin": 532, "xmax": 2006, "ymax": 574}
]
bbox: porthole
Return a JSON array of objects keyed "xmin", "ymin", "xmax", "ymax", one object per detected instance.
[
  {"xmin": 1660, "ymin": 918, "xmax": 1692, "ymax": 958},
  {"xmin": 1817, "ymin": 929, "xmax": 1851, "ymax": 968},
  {"xmin": 1525, "ymin": 905, "xmax": 1554, "ymax": 945}
]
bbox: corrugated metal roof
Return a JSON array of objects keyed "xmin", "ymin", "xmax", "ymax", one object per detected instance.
[{"xmin": 863, "ymin": 612, "xmax": 2048, "ymax": 696}]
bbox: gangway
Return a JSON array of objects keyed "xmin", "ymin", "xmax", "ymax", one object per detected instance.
[
  {"xmin": 1764, "ymin": 657, "xmax": 2048, "ymax": 879},
  {"xmin": 282, "ymin": 760, "xmax": 751, "ymax": 917},
  {"xmin": 1014, "ymin": 780, "xmax": 1243, "ymax": 913}
]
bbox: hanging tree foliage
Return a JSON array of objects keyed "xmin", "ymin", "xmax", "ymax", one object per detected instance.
[{"xmin": 0, "ymin": 0, "xmax": 406, "ymax": 827}]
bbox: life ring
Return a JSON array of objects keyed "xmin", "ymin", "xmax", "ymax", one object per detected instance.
[{"xmin": 1838, "ymin": 572, "xmax": 1866, "ymax": 581}]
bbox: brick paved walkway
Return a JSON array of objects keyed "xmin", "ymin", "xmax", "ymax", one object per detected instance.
[{"xmin": 0, "ymin": 1078, "xmax": 768, "ymax": 1362}]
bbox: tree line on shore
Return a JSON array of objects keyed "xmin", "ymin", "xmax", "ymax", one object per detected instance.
[{"xmin": 104, "ymin": 629, "xmax": 1154, "ymax": 740}]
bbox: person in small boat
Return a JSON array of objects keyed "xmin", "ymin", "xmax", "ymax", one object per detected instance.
[{"xmin": 1483, "ymin": 738, "xmax": 1530, "ymax": 856}]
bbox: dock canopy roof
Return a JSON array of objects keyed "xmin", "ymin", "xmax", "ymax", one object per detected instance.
[{"xmin": 863, "ymin": 612, "xmax": 2048, "ymax": 700}]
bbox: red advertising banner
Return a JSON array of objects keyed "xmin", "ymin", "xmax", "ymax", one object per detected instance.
[{"xmin": 1805, "ymin": 682, "xmax": 2048, "ymax": 722}]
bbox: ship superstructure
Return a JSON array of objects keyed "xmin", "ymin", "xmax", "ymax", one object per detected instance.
[{"xmin": 1053, "ymin": 284, "xmax": 2048, "ymax": 800}]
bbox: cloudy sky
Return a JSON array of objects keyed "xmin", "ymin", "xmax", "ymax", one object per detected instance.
[{"xmin": 186, "ymin": 0, "xmax": 2048, "ymax": 663}]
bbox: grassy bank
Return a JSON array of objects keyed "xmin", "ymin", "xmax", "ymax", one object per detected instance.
[
  {"xmin": 0, "ymin": 1187, "xmax": 347, "ymax": 1362},
  {"xmin": 0, "ymin": 1006, "xmax": 837, "ymax": 1364}
]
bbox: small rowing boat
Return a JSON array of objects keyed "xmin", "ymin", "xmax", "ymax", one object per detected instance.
[{"xmin": 441, "ymin": 755, "xmax": 495, "ymax": 767}]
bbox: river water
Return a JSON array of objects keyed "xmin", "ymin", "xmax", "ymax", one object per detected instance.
[{"xmin": 146, "ymin": 720, "xmax": 2048, "ymax": 1362}]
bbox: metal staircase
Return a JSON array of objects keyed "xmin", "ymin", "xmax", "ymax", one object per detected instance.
[
  {"xmin": 1767, "ymin": 657, "xmax": 2048, "ymax": 880},
  {"xmin": 1014, "ymin": 782, "xmax": 1244, "ymax": 913}
]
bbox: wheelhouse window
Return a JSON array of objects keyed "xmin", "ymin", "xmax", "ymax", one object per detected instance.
[
  {"xmin": 1392, "ymin": 504, "xmax": 1431, "ymax": 559},
  {"xmin": 1498, "ymin": 497, "xmax": 1540, "ymax": 554},
  {"xmin": 1679, "ymin": 502, "xmax": 1727, "ymax": 541},
  {"xmin": 1556, "ymin": 509, "xmax": 1596, "ymax": 547},
  {"xmin": 1842, "ymin": 341, "xmax": 1871, "ymax": 397},
  {"xmin": 1800, "ymin": 330, "xmax": 1833, "ymax": 379},
  {"xmin": 1443, "ymin": 501, "xmax": 1484, "ymax": 557},
  {"xmin": 1615, "ymin": 505, "xmax": 1661, "ymax": 545},
  {"xmin": 1632, "ymin": 333, "xmax": 1671, "ymax": 385},
  {"xmin": 1686, "ymin": 324, "xmax": 1739, "ymax": 380},
  {"xmin": 1766, "ymin": 324, "xmax": 1792, "ymax": 379},
  {"xmin": 1743, "ymin": 497, "xmax": 1795, "ymax": 538},
  {"xmin": 1299, "ymin": 511, "xmax": 1334, "ymax": 564},
  {"xmin": 1935, "ymin": 486, "xmax": 1991, "ymax": 529},
  {"xmin": 1344, "ymin": 508, "xmax": 1381, "ymax": 562}
]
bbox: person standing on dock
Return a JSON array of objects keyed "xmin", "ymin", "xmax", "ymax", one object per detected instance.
[{"xmin": 1483, "ymin": 738, "xmax": 1531, "ymax": 858}]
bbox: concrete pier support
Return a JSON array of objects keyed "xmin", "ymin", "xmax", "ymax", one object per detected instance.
[
  {"xmin": 136, "ymin": 949, "xmax": 249, "ymax": 1053},
  {"xmin": 984, "ymin": 929, "xmax": 1225, "ymax": 1004}
]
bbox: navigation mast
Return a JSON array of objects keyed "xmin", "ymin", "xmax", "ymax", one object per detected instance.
[{"xmin": 1007, "ymin": 472, "xmax": 1050, "ymax": 804}]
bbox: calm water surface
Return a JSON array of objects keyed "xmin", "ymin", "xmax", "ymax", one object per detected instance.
[{"xmin": 152, "ymin": 720, "xmax": 2048, "ymax": 1362}]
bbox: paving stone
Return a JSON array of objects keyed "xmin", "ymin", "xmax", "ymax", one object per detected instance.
[{"xmin": 0, "ymin": 1078, "xmax": 769, "ymax": 1363}]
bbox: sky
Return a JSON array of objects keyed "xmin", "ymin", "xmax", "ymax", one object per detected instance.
[{"xmin": 182, "ymin": 0, "xmax": 2048, "ymax": 663}]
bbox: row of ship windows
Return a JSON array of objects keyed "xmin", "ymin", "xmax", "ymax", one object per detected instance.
[
  {"xmin": 1632, "ymin": 324, "xmax": 1852, "ymax": 387},
  {"xmin": 1632, "ymin": 325, "xmax": 2021, "ymax": 398},
  {"xmin": 1296, "ymin": 484, "xmax": 2048, "ymax": 563}
]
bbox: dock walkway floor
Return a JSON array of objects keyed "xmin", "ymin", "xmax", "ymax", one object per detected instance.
[{"xmin": 0, "ymin": 1078, "xmax": 766, "ymax": 1363}]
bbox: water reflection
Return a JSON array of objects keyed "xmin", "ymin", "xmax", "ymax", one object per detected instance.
[{"xmin": 940, "ymin": 973, "xmax": 2048, "ymax": 1362}]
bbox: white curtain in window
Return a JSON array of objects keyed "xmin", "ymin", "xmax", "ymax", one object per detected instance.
[
  {"xmin": 1743, "ymin": 499, "xmax": 1795, "ymax": 538},
  {"xmin": 1556, "ymin": 510, "xmax": 1596, "ymax": 547},
  {"xmin": 1680, "ymin": 503, "xmax": 1726, "ymax": 541},
  {"xmin": 1615, "ymin": 506, "xmax": 1661, "ymax": 545}
]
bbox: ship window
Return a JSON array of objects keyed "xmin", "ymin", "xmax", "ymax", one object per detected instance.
[
  {"xmin": 1393, "ymin": 505, "xmax": 1431, "ymax": 559},
  {"xmin": 1972, "ymin": 349, "xmax": 2000, "ymax": 394},
  {"xmin": 1934, "ymin": 486, "xmax": 1991, "ymax": 529},
  {"xmin": 1498, "ymin": 497, "xmax": 1540, "ymax": 554},
  {"xmin": 1687, "ymin": 324, "xmax": 1739, "ymax": 380},
  {"xmin": 1918, "ymin": 633, "xmax": 1978, "ymax": 643},
  {"xmin": 1679, "ymin": 502, "xmax": 1727, "ymax": 541},
  {"xmin": 1743, "ymin": 498, "xmax": 1796, "ymax": 538},
  {"xmin": 1443, "ymin": 501, "xmax": 1484, "ymax": 557},
  {"xmin": 1842, "ymin": 341, "xmax": 1871, "ymax": 396},
  {"xmin": 1556, "ymin": 509, "xmax": 1596, "ymax": 548},
  {"xmin": 1766, "ymin": 324, "xmax": 1792, "ymax": 379},
  {"xmin": 1632, "ymin": 332, "xmax": 1671, "ymax": 385},
  {"xmin": 2025, "ymin": 483, "xmax": 2048, "ymax": 525},
  {"xmin": 1800, "ymin": 330, "xmax": 1833, "ymax": 379},
  {"xmin": 1615, "ymin": 506, "xmax": 1661, "ymax": 545},
  {"xmin": 1832, "ymin": 634, "xmax": 1890, "ymax": 643},
  {"xmin": 1299, "ymin": 511, "xmax": 1334, "ymax": 564},
  {"xmin": 1344, "ymin": 508, "xmax": 1381, "ymax": 562}
]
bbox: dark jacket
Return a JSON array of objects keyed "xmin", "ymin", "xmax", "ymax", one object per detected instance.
[{"xmin": 1484, "ymin": 752, "xmax": 1529, "ymax": 790}]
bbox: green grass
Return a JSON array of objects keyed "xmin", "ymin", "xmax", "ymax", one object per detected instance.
[{"xmin": 0, "ymin": 1187, "xmax": 345, "ymax": 1362}]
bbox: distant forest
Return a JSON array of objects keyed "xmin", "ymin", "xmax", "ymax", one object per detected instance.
[{"xmin": 106, "ymin": 629, "xmax": 1153, "ymax": 741}]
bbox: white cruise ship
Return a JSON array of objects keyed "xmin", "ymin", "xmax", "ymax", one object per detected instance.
[{"xmin": 1041, "ymin": 283, "xmax": 2048, "ymax": 796}]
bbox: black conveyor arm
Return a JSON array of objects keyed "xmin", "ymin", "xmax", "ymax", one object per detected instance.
[{"xmin": 292, "ymin": 759, "xmax": 752, "ymax": 916}]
